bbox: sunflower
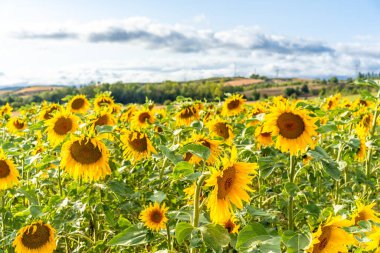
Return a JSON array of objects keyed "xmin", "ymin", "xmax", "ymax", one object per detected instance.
[
  {"xmin": 222, "ymin": 94, "xmax": 246, "ymax": 116},
  {"xmin": 0, "ymin": 151, "xmax": 19, "ymax": 190},
  {"xmin": 206, "ymin": 147, "xmax": 258, "ymax": 223},
  {"xmin": 248, "ymin": 103, "xmax": 267, "ymax": 126},
  {"xmin": 364, "ymin": 227, "xmax": 380, "ymax": 253},
  {"xmin": 94, "ymin": 93, "xmax": 115, "ymax": 112},
  {"xmin": 207, "ymin": 118, "xmax": 234, "ymax": 144},
  {"xmin": 323, "ymin": 94, "xmax": 341, "ymax": 111},
  {"xmin": 13, "ymin": 221, "xmax": 56, "ymax": 253},
  {"xmin": 67, "ymin": 95, "xmax": 90, "ymax": 113},
  {"xmin": 120, "ymin": 105, "xmax": 138, "ymax": 123},
  {"xmin": 0, "ymin": 103, "xmax": 12, "ymax": 117},
  {"xmin": 351, "ymin": 202, "xmax": 380, "ymax": 225},
  {"xmin": 39, "ymin": 103, "xmax": 61, "ymax": 120},
  {"xmin": 307, "ymin": 216, "xmax": 355, "ymax": 253},
  {"xmin": 359, "ymin": 113, "xmax": 373, "ymax": 131},
  {"xmin": 254, "ymin": 125, "xmax": 273, "ymax": 148},
  {"xmin": 7, "ymin": 117, "xmax": 27, "ymax": 135},
  {"xmin": 222, "ymin": 216, "xmax": 240, "ymax": 234},
  {"xmin": 183, "ymin": 182, "xmax": 196, "ymax": 204},
  {"xmin": 46, "ymin": 111, "xmax": 79, "ymax": 146},
  {"xmin": 132, "ymin": 108, "xmax": 155, "ymax": 128},
  {"xmin": 91, "ymin": 111, "xmax": 116, "ymax": 129},
  {"xmin": 60, "ymin": 136, "xmax": 111, "ymax": 181},
  {"xmin": 176, "ymin": 104, "xmax": 201, "ymax": 126},
  {"xmin": 356, "ymin": 137, "xmax": 367, "ymax": 162},
  {"xmin": 121, "ymin": 130, "xmax": 157, "ymax": 163},
  {"xmin": 263, "ymin": 102, "xmax": 317, "ymax": 156},
  {"xmin": 140, "ymin": 202, "xmax": 168, "ymax": 231},
  {"xmin": 183, "ymin": 133, "xmax": 221, "ymax": 165}
]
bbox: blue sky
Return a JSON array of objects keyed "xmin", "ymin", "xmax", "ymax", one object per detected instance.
[{"xmin": 0, "ymin": 0, "xmax": 379, "ymax": 85}]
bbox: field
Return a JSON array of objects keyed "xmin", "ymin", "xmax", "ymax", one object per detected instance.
[{"xmin": 0, "ymin": 79, "xmax": 379, "ymax": 253}]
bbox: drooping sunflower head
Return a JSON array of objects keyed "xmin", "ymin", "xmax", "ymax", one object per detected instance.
[
  {"xmin": 323, "ymin": 93, "xmax": 341, "ymax": 110},
  {"xmin": 359, "ymin": 113, "xmax": 373, "ymax": 131},
  {"xmin": 67, "ymin": 95, "xmax": 90, "ymax": 113},
  {"xmin": 91, "ymin": 111, "xmax": 116, "ymax": 129},
  {"xmin": 364, "ymin": 226, "xmax": 380, "ymax": 252},
  {"xmin": 7, "ymin": 117, "xmax": 27, "ymax": 135},
  {"xmin": 140, "ymin": 202, "xmax": 168, "ymax": 231},
  {"xmin": 183, "ymin": 133, "xmax": 222, "ymax": 165},
  {"xmin": 39, "ymin": 103, "xmax": 61, "ymax": 120},
  {"xmin": 121, "ymin": 130, "xmax": 157, "ymax": 163},
  {"xmin": 355, "ymin": 137, "xmax": 367, "ymax": 162},
  {"xmin": 13, "ymin": 221, "xmax": 56, "ymax": 253},
  {"xmin": 248, "ymin": 103, "xmax": 267, "ymax": 126},
  {"xmin": 0, "ymin": 151, "xmax": 19, "ymax": 190},
  {"xmin": 176, "ymin": 104, "xmax": 201, "ymax": 126},
  {"xmin": 0, "ymin": 103, "xmax": 12, "ymax": 117},
  {"xmin": 353, "ymin": 98, "xmax": 372, "ymax": 109},
  {"xmin": 254, "ymin": 125, "xmax": 273, "ymax": 148},
  {"xmin": 207, "ymin": 118, "xmax": 234, "ymax": 144},
  {"xmin": 351, "ymin": 202, "xmax": 380, "ymax": 225},
  {"xmin": 120, "ymin": 105, "xmax": 138, "ymax": 123},
  {"xmin": 307, "ymin": 216, "xmax": 355, "ymax": 253},
  {"xmin": 222, "ymin": 216, "xmax": 240, "ymax": 234},
  {"xmin": 46, "ymin": 111, "xmax": 79, "ymax": 146},
  {"xmin": 222, "ymin": 94, "xmax": 246, "ymax": 116},
  {"xmin": 206, "ymin": 147, "xmax": 258, "ymax": 223},
  {"xmin": 60, "ymin": 136, "xmax": 111, "ymax": 181},
  {"xmin": 263, "ymin": 102, "xmax": 318, "ymax": 156},
  {"xmin": 94, "ymin": 93, "xmax": 115, "ymax": 112},
  {"xmin": 132, "ymin": 108, "xmax": 155, "ymax": 128}
]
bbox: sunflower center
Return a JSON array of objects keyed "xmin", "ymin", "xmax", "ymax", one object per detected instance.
[
  {"xmin": 261, "ymin": 132, "xmax": 271, "ymax": 137},
  {"xmin": 95, "ymin": 115, "xmax": 109, "ymax": 126},
  {"xmin": 277, "ymin": 112, "xmax": 305, "ymax": 139},
  {"xmin": 184, "ymin": 152, "xmax": 193, "ymax": 161},
  {"xmin": 129, "ymin": 134, "xmax": 148, "ymax": 152},
  {"xmin": 0, "ymin": 160, "xmax": 10, "ymax": 178},
  {"xmin": 224, "ymin": 220, "xmax": 235, "ymax": 233},
  {"xmin": 359, "ymin": 100, "xmax": 368, "ymax": 106},
  {"xmin": 138, "ymin": 112, "xmax": 151, "ymax": 124},
  {"xmin": 97, "ymin": 98, "xmax": 112, "ymax": 107},
  {"xmin": 54, "ymin": 117, "xmax": 73, "ymax": 135},
  {"xmin": 180, "ymin": 107, "xmax": 196, "ymax": 119},
  {"xmin": 44, "ymin": 107, "xmax": 59, "ymax": 120},
  {"xmin": 355, "ymin": 211, "xmax": 371, "ymax": 225},
  {"xmin": 227, "ymin": 100, "xmax": 240, "ymax": 110},
  {"xmin": 70, "ymin": 140, "xmax": 102, "ymax": 164},
  {"xmin": 13, "ymin": 120, "xmax": 25, "ymax": 129},
  {"xmin": 315, "ymin": 226, "xmax": 331, "ymax": 251},
  {"xmin": 71, "ymin": 98, "xmax": 85, "ymax": 109},
  {"xmin": 21, "ymin": 223, "xmax": 50, "ymax": 249},
  {"xmin": 201, "ymin": 140, "xmax": 211, "ymax": 149},
  {"xmin": 150, "ymin": 210, "xmax": 163, "ymax": 223},
  {"xmin": 217, "ymin": 166, "xmax": 236, "ymax": 199},
  {"xmin": 215, "ymin": 123, "xmax": 229, "ymax": 140}
]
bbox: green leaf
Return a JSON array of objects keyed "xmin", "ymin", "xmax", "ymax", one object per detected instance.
[
  {"xmin": 107, "ymin": 225, "xmax": 147, "ymax": 246},
  {"xmin": 284, "ymin": 182, "xmax": 299, "ymax": 196},
  {"xmin": 159, "ymin": 145, "xmax": 182, "ymax": 164},
  {"xmin": 236, "ymin": 223, "xmax": 281, "ymax": 253},
  {"xmin": 180, "ymin": 143, "xmax": 210, "ymax": 161},
  {"xmin": 317, "ymin": 123, "xmax": 338, "ymax": 133},
  {"xmin": 175, "ymin": 222, "xmax": 194, "ymax": 245},
  {"xmin": 17, "ymin": 188, "xmax": 38, "ymax": 205},
  {"xmin": 173, "ymin": 161, "xmax": 194, "ymax": 179},
  {"xmin": 148, "ymin": 190, "xmax": 166, "ymax": 203},
  {"xmin": 95, "ymin": 125, "xmax": 114, "ymax": 133},
  {"xmin": 108, "ymin": 180, "xmax": 128, "ymax": 197},
  {"xmin": 321, "ymin": 160, "xmax": 340, "ymax": 180},
  {"xmin": 199, "ymin": 224, "xmax": 230, "ymax": 252},
  {"xmin": 282, "ymin": 230, "xmax": 311, "ymax": 253},
  {"xmin": 30, "ymin": 205, "xmax": 43, "ymax": 218}
]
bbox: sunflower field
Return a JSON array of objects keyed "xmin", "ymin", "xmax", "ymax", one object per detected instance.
[{"xmin": 0, "ymin": 79, "xmax": 380, "ymax": 253}]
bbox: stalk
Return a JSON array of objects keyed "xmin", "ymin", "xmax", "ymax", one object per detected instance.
[
  {"xmin": 166, "ymin": 223, "xmax": 172, "ymax": 251},
  {"xmin": 288, "ymin": 155, "xmax": 296, "ymax": 230}
]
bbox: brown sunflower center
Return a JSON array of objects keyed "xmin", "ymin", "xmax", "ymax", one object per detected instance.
[
  {"xmin": 150, "ymin": 210, "xmax": 163, "ymax": 223},
  {"xmin": 54, "ymin": 117, "xmax": 73, "ymax": 135},
  {"xmin": 71, "ymin": 98, "xmax": 85, "ymax": 109},
  {"xmin": 201, "ymin": 140, "xmax": 211, "ymax": 149},
  {"xmin": 21, "ymin": 223, "xmax": 50, "ymax": 249},
  {"xmin": 277, "ymin": 112, "xmax": 305, "ymax": 139},
  {"xmin": 13, "ymin": 120, "xmax": 25, "ymax": 129},
  {"xmin": 315, "ymin": 226, "xmax": 331, "ymax": 252},
  {"xmin": 354, "ymin": 211, "xmax": 371, "ymax": 225},
  {"xmin": 70, "ymin": 140, "xmax": 102, "ymax": 164},
  {"xmin": 359, "ymin": 100, "xmax": 368, "ymax": 106},
  {"xmin": 327, "ymin": 100, "xmax": 333, "ymax": 109},
  {"xmin": 180, "ymin": 107, "xmax": 196, "ymax": 119},
  {"xmin": 261, "ymin": 132, "xmax": 271, "ymax": 137},
  {"xmin": 217, "ymin": 166, "xmax": 236, "ymax": 199},
  {"xmin": 224, "ymin": 220, "xmax": 236, "ymax": 233},
  {"xmin": 44, "ymin": 107, "xmax": 59, "ymax": 120},
  {"xmin": 214, "ymin": 123, "xmax": 229, "ymax": 140},
  {"xmin": 0, "ymin": 160, "xmax": 10, "ymax": 178},
  {"xmin": 128, "ymin": 134, "xmax": 148, "ymax": 152},
  {"xmin": 184, "ymin": 152, "xmax": 193, "ymax": 161},
  {"xmin": 138, "ymin": 112, "xmax": 151, "ymax": 124},
  {"xmin": 95, "ymin": 115, "xmax": 109, "ymax": 127},
  {"xmin": 227, "ymin": 99, "xmax": 240, "ymax": 110},
  {"xmin": 97, "ymin": 98, "xmax": 112, "ymax": 107}
]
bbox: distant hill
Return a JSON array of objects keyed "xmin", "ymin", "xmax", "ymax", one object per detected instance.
[{"xmin": 0, "ymin": 85, "xmax": 66, "ymax": 98}]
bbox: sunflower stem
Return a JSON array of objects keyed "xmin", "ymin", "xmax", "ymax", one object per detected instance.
[
  {"xmin": 1, "ymin": 192, "xmax": 4, "ymax": 246},
  {"xmin": 58, "ymin": 166, "xmax": 63, "ymax": 197},
  {"xmin": 288, "ymin": 155, "xmax": 296, "ymax": 230},
  {"xmin": 159, "ymin": 157, "xmax": 168, "ymax": 180},
  {"xmin": 166, "ymin": 223, "xmax": 172, "ymax": 251},
  {"xmin": 191, "ymin": 173, "xmax": 207, "ymax": 253},
  {"xmin": 334, "ymin": 143, "xmax": 343, "ymax": 203}
]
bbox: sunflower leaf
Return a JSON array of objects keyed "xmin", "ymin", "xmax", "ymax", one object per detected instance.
[
  {"xmin": 199, "ymin": 224, "xmax": 230, "ymax": 253},
  {"xmin": 159, "ymin": 145, "xmax": 182, "ymax": 164},
  {"xmin": 107, "ymin": 225, "xmax": 147, "ymax": 246},
  {"xmin": 180, "ymin": 144, "xmax": 210, "ymax": 161},
  {"xmin": 175, "ymin": 222, "xmax": 194, "ymax": 245}
]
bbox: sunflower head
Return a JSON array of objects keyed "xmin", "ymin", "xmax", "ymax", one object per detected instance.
[
  {"xmin": 254, "ymin": 125, "xmax": 273, "ymax": 148},
  {"xmin": 323, "ymin": 94, "xmax": 341, "ymax": 110},
  {"xmin": 39, "ymin": 103, "xmax": 61, "ymax": 120},
  {"xmin": 140, "ymin": 202, "xmax": 168, "ymax": 231},
  {"xmin": 355, "ymin": 137, "xmax": 367, "ymax": 162},
  {"xmin": 94, "ymin": 93, "xmax": 115, "ymax": 112},
  {"xmin": 67, "ymin": 95, "xmax": 90, "ymax": 113},
  {"xmin": 46, "ymin": 111, "xmax": 79, "ymax": 146},
  {"xmin": 7, "ymin": 117, "xmax": 27, "ymax": 135},
  {"xmin": 60, "ymin": 136, "xmax": 111, "ymax": 181},
  {"xmin": 176, "ymin": 104, "xmax": 201, "ymax": 126},
  {"xmin": 120, "ymin": 105, "xmax": 138, "ymax": 123},
  {"xmin": 183, "ymin": 133, "xmax": 221, "ymax": 165},
  {"xmin": 207, "ymin": 118, "xmax": 234, "ymax": 144},
  {"xmin": 222, "ymin": 94, "xmax": 246, "ymax": 116},
  {"xmin": 263, "ymin": 102, "xmax": 317, "ymax": 156},
  {"xmin": 92, "ymin": 111, "xmax": 116, "ymax": 128},
  {"xmin": 121, "ymin": 130, "xmax": 157, "ymax": 163},
  {"xmin": 132, "ymin": 108, "xmax": 155, "ymax": 128},
  {"xmin": 351, "ymin": 202, "xmax": 380, "ymax": 225},
  {"xmin": 0, "ymin": 103, "xmax": 12, "ymax": 117},
  {"xmin": 222, "ymin": 216, "xmax": 240, "ymax": 234},
  {"xmin": 0, "ymin": 151, "xmax": 19, "ymax": 190},
  {"xmin": 13, "ymin": 221, "xmax": 56, "ymax": 253}
]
